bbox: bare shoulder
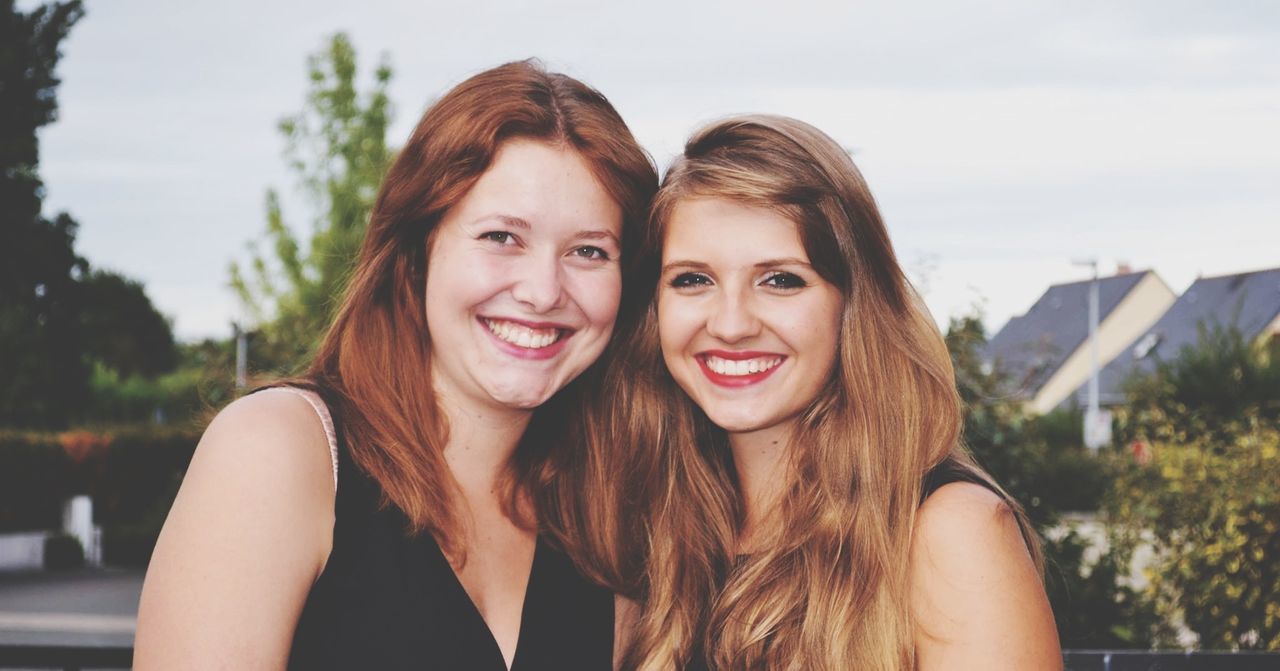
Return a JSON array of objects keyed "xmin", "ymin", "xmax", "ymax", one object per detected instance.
[
  {"xmin": 205, "ymin": 388, "xmax": 333, "ymax": 456},
  {"xmin": 910, "ymin": 482, "xmax": 1061, "ymax": 671},
  {"xmin": 178, "ymin": 389, "xmax": 337, "ymax": 518},
  {"xmin": 133, "ymin": 390, "xmax": 337, "ymax": 670},
  {"xmin": 913, "ymin": 481, "xmax": 1024, "ymax": 567}
]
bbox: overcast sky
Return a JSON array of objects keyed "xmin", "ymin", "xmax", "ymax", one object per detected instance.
[{"xmin": 29, "ymin": 0, "xmax": 1280, "ymax": 341}]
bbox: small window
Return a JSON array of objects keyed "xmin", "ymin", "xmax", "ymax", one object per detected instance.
[{"xmin": 1133, "ymin": 331, "xmax": 1162, "ymax": 359}]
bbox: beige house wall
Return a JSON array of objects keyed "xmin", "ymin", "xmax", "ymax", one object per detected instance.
[
  {"xmin": 1260, "ymin": 312, "xmax": 1280, "ymax": 363},
  {"xmin": 1029, "ymin": 273, "xmax": 1177, "ymax": 414},
  {"xmin": 1265, "ymin": 311, "xmax": 1280, "ymax": 336}
]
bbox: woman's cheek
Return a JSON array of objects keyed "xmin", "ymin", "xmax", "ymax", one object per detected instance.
[{"xmin": 577, "ymin": 268, "xmax": 623, "ymax": 327}]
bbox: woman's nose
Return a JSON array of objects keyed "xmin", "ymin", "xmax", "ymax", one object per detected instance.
[
  {"xmin": 510, "ymin": 252, "xmax": 566, "ymax": 313},
  {"xmin": 705, "ymin": 290, "xmax": 761, "ymax": 343}
]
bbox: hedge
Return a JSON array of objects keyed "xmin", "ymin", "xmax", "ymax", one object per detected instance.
[{"xmin": 0, "ymin": 425, "xmax": 201, "ymax": 566}]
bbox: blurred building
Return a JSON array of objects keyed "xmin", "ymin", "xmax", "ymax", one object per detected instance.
[
  {"xmin": 984, "ymin": 268, "xmax": 1176, "ymax": 413},
  {"xmin": 1062, "ymin": 266, "xmax": 1280, "ymax": 409}
]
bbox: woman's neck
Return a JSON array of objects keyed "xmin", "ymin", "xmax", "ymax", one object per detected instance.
[
  {"xmin": 727, "ymin": 421, "xmax": 794, "ymax": 549},
  {"xmin": 438, "ymin": 393, "xmax": 533, "ymax": 500}
]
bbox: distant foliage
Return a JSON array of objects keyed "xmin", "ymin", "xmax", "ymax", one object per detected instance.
[
  {"xmin": 1, "ymin": 0, "xmax": 88, "ymax": 427},
  {"xmin": 946, "ymin": 314, "xmax": 1109, "ymax": 524},
  {"xmin": 1042, "ymin": 528, "xmax": 1166, "ymax": 648},
  {"xmin": 230, "ymin": 33, "xmax": 394, "ymax": 372},
  {"xmin": 44, "ymin": 533, "xmax": 85, "ymax": 570},
  {"xmin": 945, "ymin": 313, "xmax": 1154, "ymax": 648},
  {"xmin": 83, "ymin": 339, "xmax": 236, "ymax": 426},
  {"xmin": 1108, "ymin": 326, "xmax": 1280, "ymax": 650},
  {"xmin": 1118, "ymin": 323, "xmax": 1280, "ymax": 447},
  {"xmin": 1, "ymin": 1, "xmax": 178, "ymax": 428},
  {"xmin": 0, "ymin": 426, "xmax": 198, "ymax": 565},
  {"xmin": 78, "ymin": 270, "xmax": 178, "ymax": 378}
]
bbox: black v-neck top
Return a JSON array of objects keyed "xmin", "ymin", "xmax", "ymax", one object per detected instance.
[{"xmin": 287, "ymin": 407, "xmax": 614, "ymax": 670}]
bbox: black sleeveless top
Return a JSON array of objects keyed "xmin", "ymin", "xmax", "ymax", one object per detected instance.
[
  {"xmin": 288, "ymin": 404, "xmax": 614, "ymax": 670},
  {"xmin": 682, "ymin": 460, "xmax": 993, "ymax": 671}
]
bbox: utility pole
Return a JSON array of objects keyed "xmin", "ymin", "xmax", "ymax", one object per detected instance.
[
  {"xmin": 232, "ymin": 321, "xmax": 248, "ymax": 391},
  {"xmin": 1072, "ymin": 258, "xmax": 1109, "ymax": 450}
]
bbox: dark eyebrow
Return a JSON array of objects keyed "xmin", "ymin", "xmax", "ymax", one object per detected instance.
[
  {"xmin": 482, "ymin": 214, "xmax": 530, "ymax": 229},
  {"xmin": 754, "ymin": 257, "xmax": 813, "ymax": 269},
  {"xmin": 661, "ymin": 260, "xmax": 712, "ymax": 274},
  {"xmin": 575, "ymin": 230, "xmax": 621, "ymax": 246}
]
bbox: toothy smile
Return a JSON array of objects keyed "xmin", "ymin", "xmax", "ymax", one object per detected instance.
[
  {"xmin": 483, "ymin": 318, "xmax": 564, "ymax": 349},
  {"xmin": 701, "ymin": 355, "xmax": 784, "ymax": 376}
]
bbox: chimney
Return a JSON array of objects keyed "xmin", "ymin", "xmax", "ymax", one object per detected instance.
[{"xmin": 1115, "ymin": 261, "xmax": 1132, "ymax": 275}]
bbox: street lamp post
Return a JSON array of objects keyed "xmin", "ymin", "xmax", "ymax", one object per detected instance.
[
  {"xmin": 232, "ymin": 321, "xmax": 248, "ymax": 391},
  {"xmin": 1072, "ymin": 258, "xmax": 1109, "ymax": 450}
]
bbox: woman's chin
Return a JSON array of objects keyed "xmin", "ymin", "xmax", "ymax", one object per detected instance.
[
  {"xmin": 704, "ymin": 411, "xmax": 765, "ymax": 435},
  {"xmin": 482, "ymin": 381, "xmax": 557, "ymax": 411}
]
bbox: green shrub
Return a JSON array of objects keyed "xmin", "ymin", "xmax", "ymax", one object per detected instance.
[
  {"xmin": 102, "ymin": 522, "xmax": 163, "ymax": 568},
  {"xmin": 87, "ymin": 426, "xmax": 198, "ymax": 531},
  {"xmin": 1044, "ymin": 528, "xmax": 1163, "ymax": 648},
  {"xmin": 84, "ymin": 359, "xmax": 227, "ymax": 426},
  {"xmin": 0, "ymin": 426, "xmax": 199, "ymax": 545},
  {"xmin": 1105, "ymin": 325, "xmax": 1280, "ymax": 649},
  {"xmin": 1107, "ymin": 419, "xmax": 1280, "ymax": 650},
  {"xmin": 947, "ymin": 313, "xmax": 1149, "ymax": 647},
  {"xmin": 43, "ymin": 533, "xmax": 85, "ymax": 570},
  {"xmin": 0, "ymin": 431, "xmax": 73, "ymax": 532}
]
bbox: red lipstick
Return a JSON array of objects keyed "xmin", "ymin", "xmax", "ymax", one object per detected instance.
[{"xmin": 696, "ymin": 350, "xmax": 786, "ymax": 388}]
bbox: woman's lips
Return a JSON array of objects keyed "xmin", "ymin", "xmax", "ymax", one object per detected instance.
[{"xmin": 696, "ymin": 350, "xmax": 786, "ymax": 387}]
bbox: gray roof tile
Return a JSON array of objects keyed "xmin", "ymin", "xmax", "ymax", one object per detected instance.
[
  {"xmin": 984, "ymin": 272, "xmax": 1151, "ymax": 399},
  {"xmin": 1067, "ymin": 267, "xmax": 1280, "ymax": 408}
]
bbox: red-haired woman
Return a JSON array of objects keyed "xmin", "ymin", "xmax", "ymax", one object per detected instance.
[
  {"xmin": 601, "ymin": 116, "xmax": 1060, "ymax": 670},
  {"xmin": 135, "ymin": 61, "xmax": 657, "ymax": 670}
]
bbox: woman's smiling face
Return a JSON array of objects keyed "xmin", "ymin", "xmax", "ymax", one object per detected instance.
[
  {"xmin": 425, "ymin": 139, "xmax": 623, "ymax": 413},
  {"xmin": 657, "ymin": 198, "xmax": 843, "ymax": 440}
]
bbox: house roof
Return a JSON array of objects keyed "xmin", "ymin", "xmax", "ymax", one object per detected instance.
[
  {"xmin": 984, "ymin": 271, "xmax": 1152, "ymax": 399},
  {"xmin": 1067, "ymin": 266, "xmax": 1280, "ymax": 408}
]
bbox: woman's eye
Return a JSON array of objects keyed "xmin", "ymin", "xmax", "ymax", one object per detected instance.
[
  {"xmin": 571, "ymin": 245, "xmax": 610, "ymax": 261},
  {"xmin": 669, "ymin": 272, "xmax": 712, "ymax": 288},
  {"xmin": 480, "ymin": 231, "xmax": 516, "ymax": 245},
  {"xmin": 762, "ymin": 272, "xmax": 807, "ymax": 289}
]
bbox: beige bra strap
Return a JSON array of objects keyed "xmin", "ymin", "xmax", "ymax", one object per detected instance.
[{"xmin": 260, "ymin": 387, "xmax": 339, "ymax": 490}]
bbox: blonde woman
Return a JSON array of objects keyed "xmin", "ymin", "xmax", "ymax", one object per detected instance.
[{"xmin": 600, "ymin": 116, "xmax": 1061, "ymax": 670}]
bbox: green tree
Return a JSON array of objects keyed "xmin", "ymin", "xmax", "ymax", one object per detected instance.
[
  {"xmin": 79, "ymin": 270, "xmax": 178, "ymax": 378},
  {"xmin": 946, "ymin": 312, "xmax": 1157, "ymax": 648},
  {"xmin": 0, "ymin": 0, "xmax": 87, "ymax": 428},
  {"xmin": 946, "ymin": 314, "xmax": 1109, "ymax": 524},
  {"xmin": 230, "ymin": 33, "xmax": 394, "ymax": 372},
  {"xmin": 84, "ymin": 337, "xmax": 234, "ymax": 426},
  {"xmin": 1, "ymin": 1, "xmax": 178, "ymax": 428},
  {"xmin": 1107, "ymin": 325, "xmax": 1280, "ymax": 649},
  {"xmin": 1117, "ymin": 322, "xmax": 1280, "ymax": 447}
]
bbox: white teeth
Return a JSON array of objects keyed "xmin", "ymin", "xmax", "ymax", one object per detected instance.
[
  {"xmin": 484, "ymin": 319, "xmax": 562, "ymax": 349},
  {"xmin": 704, "ymin": 355, "xmax": 782, "ymax": 376}
]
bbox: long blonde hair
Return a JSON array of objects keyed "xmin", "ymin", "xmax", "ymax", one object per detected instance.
[{"xmin": 603, "ymin": 116, "xmax": 1040, "ymax": 670}]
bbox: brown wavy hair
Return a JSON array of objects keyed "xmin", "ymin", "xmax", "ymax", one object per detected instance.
[
  {"xmin": 603, "ymin": 115, "xmax": 1041, "ymax": 669},
  {"xmin": 294, "ymin": 60, "xmax": 657, "ymax": 574}
]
